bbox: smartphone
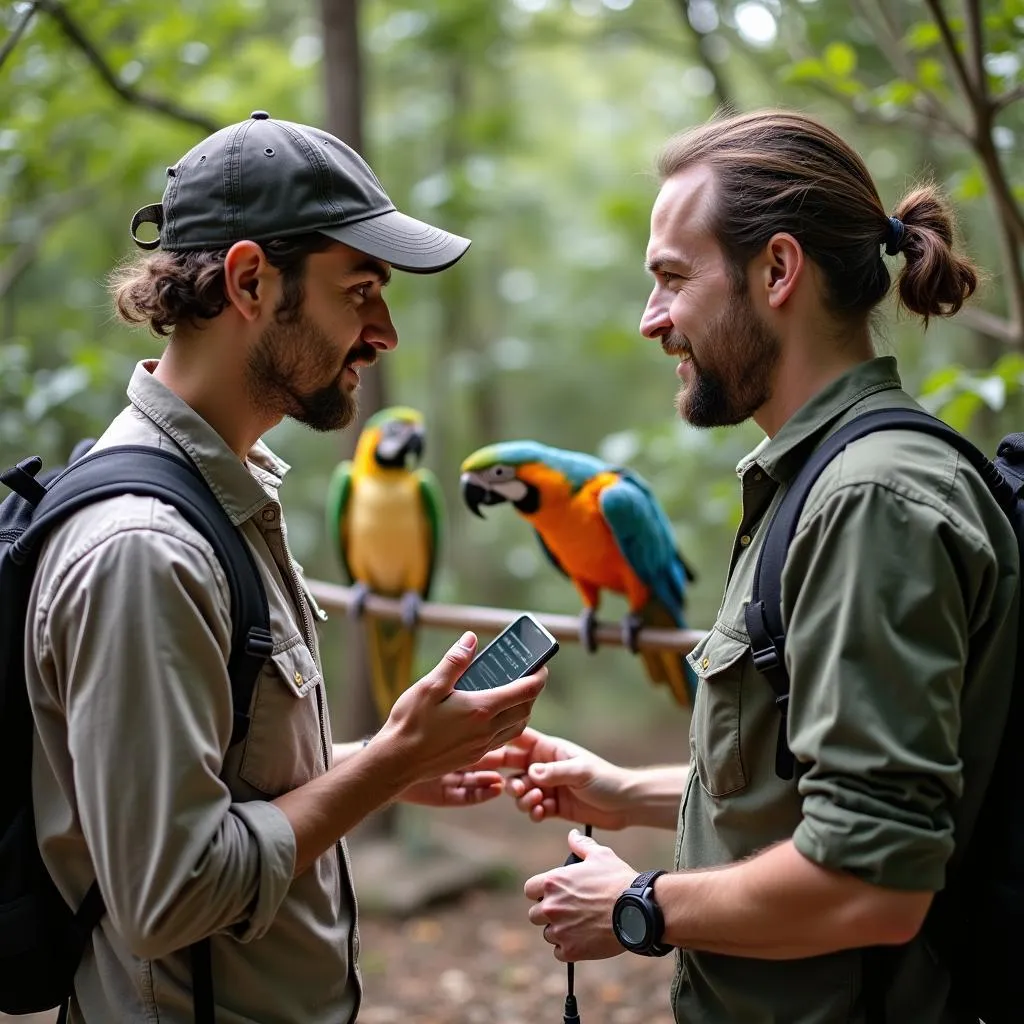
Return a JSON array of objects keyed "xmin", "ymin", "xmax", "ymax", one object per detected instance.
[{"xmin": 453, "ymin": 613, "xmax": 560, "ymax": 692}]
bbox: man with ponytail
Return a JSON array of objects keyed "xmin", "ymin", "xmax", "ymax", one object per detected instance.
[{"xmin": 511, "ymin": 109, "xmax": 1017, "ymax": 1024}]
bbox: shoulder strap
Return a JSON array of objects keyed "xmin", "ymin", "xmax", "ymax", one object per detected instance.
[
  {"xmin": 744, "ymin": 408, "xmax": 1009, "ymax": 780},
  {"xmin": 15, "ymin": 445, "xmax": 273, "ymax": 745}
]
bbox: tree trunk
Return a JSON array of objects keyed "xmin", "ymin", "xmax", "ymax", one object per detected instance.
[{"xmin": 320, "ymin": 0, "xmax": 394, "ymax": 837}]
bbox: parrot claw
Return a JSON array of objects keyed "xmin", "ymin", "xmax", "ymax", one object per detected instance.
[
  {"xmin": 348, "ymin": 581, "xmax": 371, "ymax": 620},
  {"xmin": 399, "ymin": 591, "xmax": 422, "ymax": 630},
  {"xmin": 579, "ymin": 608, "xmax": 599, "ymax": 654},
  {"xmin": 622, "ymin": 613, "xmax": 644, "ymax": 655}
]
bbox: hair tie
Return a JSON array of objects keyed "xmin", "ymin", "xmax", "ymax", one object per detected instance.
[{"xmin": 884, "ymin": 216, "xmax": 906, "ymax": 256}]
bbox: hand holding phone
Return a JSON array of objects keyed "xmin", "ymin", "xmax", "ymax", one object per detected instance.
[{"xmin": 454, "ymin": 613, "xmax": 560, "ymax": 692}]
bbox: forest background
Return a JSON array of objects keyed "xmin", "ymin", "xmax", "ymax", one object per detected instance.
[{"xmin": 3, "ymin": 2, "xmax": 1024, "ymax": 1021}]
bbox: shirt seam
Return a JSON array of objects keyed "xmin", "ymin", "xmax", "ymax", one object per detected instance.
[{"xmin": 35, "ymin": 518, "xmax": 229, "ymax": 662}]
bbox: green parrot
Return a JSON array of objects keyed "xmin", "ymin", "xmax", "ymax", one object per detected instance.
[{"xmin": 326, "ymin": 407, "xmax": 443, "ymax": 722}]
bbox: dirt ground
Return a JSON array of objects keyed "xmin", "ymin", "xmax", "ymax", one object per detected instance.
[
  {"xmin": 354, "ymin": 794, "xmax": 681, "ymax": 1024},
  {"xmin": 3, "ymin": 723, "xmax": 686, "ymax": 1024}
]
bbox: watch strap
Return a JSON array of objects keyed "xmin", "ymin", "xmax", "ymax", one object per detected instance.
[
  {"xmin": 631, "ymin": 869, "xmax": 667, "ymax": 892},
  {"xmin": 623, "ymin": 869, "xmax": 673, "ymax": 957}
]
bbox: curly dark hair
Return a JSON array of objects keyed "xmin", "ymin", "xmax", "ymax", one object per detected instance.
[{"xmin": 109, "ymin": 233, "xmax": 336, "ymax": 336}]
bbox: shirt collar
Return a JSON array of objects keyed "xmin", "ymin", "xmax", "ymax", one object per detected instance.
[
  {"xmin": 126, "ymin": 360, "xmax": 290, "ymax": 525},
  {"xmin": 737, "ymin": 356, "xmax": 904, "ymax": 483}
]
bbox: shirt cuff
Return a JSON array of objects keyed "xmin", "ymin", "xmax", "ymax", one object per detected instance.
[
  {"xmin": 229, "ymin": 800, "xmax": 297, "ymax": 941},
  {"xmin": 793, "ymin": 797, "xmax": 951, "ymax": 892}
]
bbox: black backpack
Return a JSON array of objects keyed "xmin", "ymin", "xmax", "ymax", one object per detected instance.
[
  {"xmin": 0, "ymin": 442, "xmax": 274, "ymax": 1023},
  {"xmin": 744, "ymin": 408, "xmax": 1024, "ymax": 1024}
]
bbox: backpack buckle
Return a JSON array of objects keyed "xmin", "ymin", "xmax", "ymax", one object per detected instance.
[
  {"xmin": 245, "ymin": 626, "xmax": 274, "ymax": 658},
  {"xmin": 750, "ymin": 642, "xmax": 781, "ymax": 675},
  {"xmin": 0, "ymin": 456, "xmax": 46, "ymax": 506}
]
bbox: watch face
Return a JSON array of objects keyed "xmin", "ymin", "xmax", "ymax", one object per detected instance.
[{"xmin": 616, "ymin": 902, "xmax": 648, "ymax": 946}]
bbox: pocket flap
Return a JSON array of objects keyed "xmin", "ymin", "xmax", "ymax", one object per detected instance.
[
  {"xmin": 687, "ymin": 627, "xmax": 749, "ymax": 682},
  {"xmin": 269, "ymin": 638, "xmax": 323, "ymax": 699}
]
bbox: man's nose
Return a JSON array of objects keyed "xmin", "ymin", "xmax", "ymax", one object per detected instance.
[
  {"xmin": 640, "ymin": 287, "xmax": 672, "ymax": 339},
  {"xmin": 364, "ymin": 301, "xmax": 398, "ymax": 351}
]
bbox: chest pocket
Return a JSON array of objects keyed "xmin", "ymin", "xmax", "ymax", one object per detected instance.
[
  {"xmin": 238, "ymin": 636, "xmax": 326, "ymax": 797},
  {"xmin": 687, "ymin": 626, "xmax": 749, "ymax": 798}
]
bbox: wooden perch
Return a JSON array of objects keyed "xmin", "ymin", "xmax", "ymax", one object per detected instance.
[{"xmin": 307, "ymin": 580, "xmax": 706, "ymax": 656}]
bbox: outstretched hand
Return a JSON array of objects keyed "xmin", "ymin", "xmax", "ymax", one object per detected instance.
[{"xmin": 499, "ymin": 727, "xmax": 632, "ymax": 831}]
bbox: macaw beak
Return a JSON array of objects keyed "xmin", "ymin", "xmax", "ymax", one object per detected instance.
[
  {"xmin": 375, "ymin": 423, "xmax": 425, "ymax": 468},
  {"xmin": 460, "ymin": 473, "xmax": 509, "ymax": 518}
]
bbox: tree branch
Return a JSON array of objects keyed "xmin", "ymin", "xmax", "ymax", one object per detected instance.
[
  {"xmin": 307, "ymin": 581, "xmax": 705, "ymax": 655},
  {"xmin": 954, "ymin": 305, "xmax": 1022, "ymax": 347},
  {"xmin": 993, "ymin": 83, "xmax": 1024, "ymax": 115},
  {"xmin": 856, "ymin": 0, "xmax": 969, "ymax": 138},
  {"xmin": 36, "ymin": 0, "xmax": 218, "ymax": 134},
  {"xmin": 0, "ymin": 187, "xmax": 94, "ymax": 298},
  {"xmin": 922, "ymin": 0, "xmax": 978, "ymax": 110},
  {"xmin": 0, "ymin": 1, "xmax": 39, "ymax": 72},
  {"xmin": 961, "ymin": 0, "xmax": 987, "ymax": 98},
  {"xmin": 669, "ymin": 0, "xmax": 736, "ymax": 113}
]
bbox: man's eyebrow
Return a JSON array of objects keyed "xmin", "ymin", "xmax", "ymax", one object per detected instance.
[
  {"xmin": 350, "ymin": 259, "xmax": 392, "ymax": 285},
  {"xmin": 645, "ymin": 254, "xmax": 685, "ymax": 276}
]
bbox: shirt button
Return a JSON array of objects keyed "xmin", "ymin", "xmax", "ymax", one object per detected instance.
[
  {"xmin": 701, "ymin": 657, "xmax": 710, "ymax": 669},
  {"xmin": 754, "ymin": 472, "xmax": 763, "ymax": 482},
  {"xmin": 293, "ymin": 671, "xmax": 303, "ymax": 688},
  {"xmin": 262, "ymin": 507, "xmax": 277, "ymax": 523},
  {"xmin": 740, "ymin": 534, "xmax": 752, "ymax": 546}
]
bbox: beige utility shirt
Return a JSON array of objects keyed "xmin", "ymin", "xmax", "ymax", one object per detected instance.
[
  {"xmin": 27, "ymin": 361, "xmax": 361, "ymax": 1023},
  {"xmin": 676, "ymin": 358, "xmax": 1019, "ymax": 1023}
]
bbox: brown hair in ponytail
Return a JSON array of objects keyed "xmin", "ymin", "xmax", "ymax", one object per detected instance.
[{"xmin": 890, "ymin": 185, "xmax": 978, "ymax": 326}]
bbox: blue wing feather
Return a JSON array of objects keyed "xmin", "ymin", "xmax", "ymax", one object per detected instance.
[{"xmin": 599, "ymin": 471, "xmax": 687, "ymax": 624}]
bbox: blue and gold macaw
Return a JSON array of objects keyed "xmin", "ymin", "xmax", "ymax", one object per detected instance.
[
  {"xmin": 326, "ymin": 407, "xmax": 443, "ymax": 721},
  {"xmin": 460, "ymin": 441, "xmax": 697, "ymax": 707}
]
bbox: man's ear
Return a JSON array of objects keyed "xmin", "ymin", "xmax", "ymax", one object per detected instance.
[
  {"xmin": 223, "ymin": 241, "xmax": 271, "ymax": 322},
  {"xmin": 751, "ymin": 233, "xmax": 804, "ymax": 311}
]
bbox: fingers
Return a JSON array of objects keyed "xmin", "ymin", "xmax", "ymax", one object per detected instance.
[{"xmin": 427, "ymin": 632, "xmax": 478, "ymax": 695}]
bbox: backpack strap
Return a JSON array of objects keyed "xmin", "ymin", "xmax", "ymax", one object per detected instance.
[
  {"xmin": 15, "ymin": 444, "xmax": 274, "ymax": 1024},
  {"xmin": 15, "ymin": 444, "xmax": 274, "ymax": 744},
  {"xmin": 743, "ymin": 407, "xmax": 1009, "ymax": 781}
]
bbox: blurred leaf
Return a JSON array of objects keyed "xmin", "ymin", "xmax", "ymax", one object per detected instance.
[
  {"xmin": 904, "ymin": 21, "xmax": 942, "ymax": 52},
  {"xmin": 824, "ymin": 42, "xmax": 857, "ymax": 78}
]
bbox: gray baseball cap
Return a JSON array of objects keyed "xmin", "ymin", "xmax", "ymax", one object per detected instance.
[{"xmin": 130, "ymin": 110, "xmax": 470, "ymax": 274}]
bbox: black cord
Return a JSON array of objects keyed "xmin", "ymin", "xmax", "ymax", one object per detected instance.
[{"xmin": 561, "ymin": 824, "xmax": 592, "ymax": 1023}]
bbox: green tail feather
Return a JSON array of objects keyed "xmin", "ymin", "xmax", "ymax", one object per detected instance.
[{"xmin": 365, "ymin": 618, "xmax": 417, "ymax": 723}]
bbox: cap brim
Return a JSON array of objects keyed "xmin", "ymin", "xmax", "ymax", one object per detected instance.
[{"xmin": 320, "ymin": 209, "xmax": 471, "ymax": 274}]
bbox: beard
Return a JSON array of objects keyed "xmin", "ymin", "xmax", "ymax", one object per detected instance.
[
  {"xmin": 246, "ymin": 307, "xmax": 375, "ymax": 433},
  {"xmin": 668, "ymin": 282, "xmax": 781, "ymax": 428}
]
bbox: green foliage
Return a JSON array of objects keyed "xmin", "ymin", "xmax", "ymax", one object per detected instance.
[{"xmin": 4, "ymin": 0, "xmax": 1024, "ymax": 733}]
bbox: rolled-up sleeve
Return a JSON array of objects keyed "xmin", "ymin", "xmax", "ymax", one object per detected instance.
[
  {"xmin": 782, "ymin": 480, "xmax": 993, "ymax": 891},
  {"xmin": 35, "ymin": 519, "xmax": 296, "ymax": 959}
]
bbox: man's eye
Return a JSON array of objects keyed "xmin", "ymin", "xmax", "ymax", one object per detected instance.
[{"xmin": 353, "ymin": 282, "xmax": 372, "ymax": 299}]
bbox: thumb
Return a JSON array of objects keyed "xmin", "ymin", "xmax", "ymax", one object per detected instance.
[
  {"xmin": 567, "ymin": 827, "xmax": 598, "ymax": 859},
  {"xmin": 430, "ymin": 631, "xmax": 477, "ymax": 693},
  {"xmin": 529, "ymin": 756, "xmax": 591, "ymax": 789}
]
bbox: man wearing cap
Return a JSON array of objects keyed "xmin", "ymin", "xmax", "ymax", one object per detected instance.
[{"xmin": 25, "ymin": 112, "xmax": 546, "ymax": 1023}]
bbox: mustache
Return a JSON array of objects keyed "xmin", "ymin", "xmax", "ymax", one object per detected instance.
[{"xmin": 661, "ymin": 332, "xmax": 692, "ymax": 357}]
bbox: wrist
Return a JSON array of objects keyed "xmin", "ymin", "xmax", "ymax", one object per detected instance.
[
  {"xmin": 612, "ymin": 869, "xmax": 674, "ymax": 957},
  {"xmin": 359, "ymin": 724, "xmax": 421, "ymax": 795}
]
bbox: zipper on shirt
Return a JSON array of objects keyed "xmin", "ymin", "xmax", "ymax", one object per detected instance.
[{"xmin": 282, "ymin": 525, "xmax": 362, "ymax": 1023}]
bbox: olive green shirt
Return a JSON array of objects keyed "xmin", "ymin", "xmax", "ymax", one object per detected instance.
[{"xmin": 675, "ymin": 357, "xmax": 1019, "ymax": 1023}]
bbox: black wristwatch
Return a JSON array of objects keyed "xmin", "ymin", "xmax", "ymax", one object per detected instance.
[{"xmin": 612, "ymin": 870, "xmax": 673, "ymax": 957}]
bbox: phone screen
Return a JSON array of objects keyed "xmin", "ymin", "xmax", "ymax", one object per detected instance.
[{"xmin": 454, "ymin": 614, "xmax": 559, "ymax": 692}]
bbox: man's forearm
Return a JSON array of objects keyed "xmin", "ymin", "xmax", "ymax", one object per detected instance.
[
  {"xmin": 620, "ymin": 764, "xmax": 689, "ymax": 830},
  {"xmin": 657, "ymin": 840, "xmax": 932, "ymax": 958},
  {"xmin": 274, "ymin": 739, "xmax": 412, "ymax": 875}
]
